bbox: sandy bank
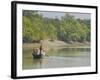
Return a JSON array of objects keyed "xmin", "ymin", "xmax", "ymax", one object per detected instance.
[{"xmin": 23, "ymin": 40, "xmax": 90, "ymax": 49}]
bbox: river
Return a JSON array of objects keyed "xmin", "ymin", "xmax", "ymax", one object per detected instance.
[{"xmin": 23, "ymin": 47, "xmax": 90, "ymax": 69}]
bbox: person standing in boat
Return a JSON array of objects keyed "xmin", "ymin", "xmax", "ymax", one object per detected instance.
[
  {"xmin": 40, "ymin": 40, "xmax": 45, "ymax": 56},
  {"xmin": 40, "ymin": 41, "xmax": 42, "ymax": 55}
]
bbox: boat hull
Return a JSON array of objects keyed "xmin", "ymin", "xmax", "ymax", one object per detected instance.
[{"xmin": 32, "ymin": 53, "xmax": 43, "ymax": 59}]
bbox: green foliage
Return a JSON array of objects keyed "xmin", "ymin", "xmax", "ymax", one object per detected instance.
[{"xmin": 23, "ymin": 10, "xmax": 90, "ymax": 43}]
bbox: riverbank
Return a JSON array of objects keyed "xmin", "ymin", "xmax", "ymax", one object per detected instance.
[{"xmin": 23, "ymin": 40, "xmax": 90, "ymax": 51}]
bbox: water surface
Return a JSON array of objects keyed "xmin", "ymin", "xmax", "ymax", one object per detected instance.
[{"xmin": 23, "ymin": 47, "xmax": 90, "ymax": 69}]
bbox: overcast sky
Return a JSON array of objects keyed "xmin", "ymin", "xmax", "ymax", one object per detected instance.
[{"xmin": 38, "ymin": 11, "xmax": 91, "ymax": 20}]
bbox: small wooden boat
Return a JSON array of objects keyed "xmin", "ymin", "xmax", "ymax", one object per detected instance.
[
  {"xmin": 32, "ymin": 41, "xmax": 45, "ymax": 59},
  {"xmin": 32, "ymin": 49, "xmax": 45, "ymax": 59}
]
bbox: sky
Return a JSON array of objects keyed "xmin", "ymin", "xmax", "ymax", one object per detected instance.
[{"xmin": 38, "ymin": 11, "xmax": 91, "ymax": 20}]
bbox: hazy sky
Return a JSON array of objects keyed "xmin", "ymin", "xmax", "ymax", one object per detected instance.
[{"xmin": 38, "ymin": 11, "xmax": 91, "ymax": 20}]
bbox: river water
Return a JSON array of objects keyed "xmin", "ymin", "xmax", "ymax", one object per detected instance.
[{"xmin": 23, "ymin": 47, "xmax": 90, "ymax": 70}]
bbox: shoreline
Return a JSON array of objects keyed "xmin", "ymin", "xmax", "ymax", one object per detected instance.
[{"xmin": 23, "ymin": 40, "xmax": 90, "ymax": 50}]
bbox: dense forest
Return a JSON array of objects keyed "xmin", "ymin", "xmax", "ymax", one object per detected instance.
[{"xmin": 23, "ymin": 10, "xmax": 90, "ymax": 43}]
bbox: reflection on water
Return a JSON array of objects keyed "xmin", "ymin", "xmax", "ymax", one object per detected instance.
[{"xmin": 23, "ymin": 48, "xmax": 90, "ymax": 70}]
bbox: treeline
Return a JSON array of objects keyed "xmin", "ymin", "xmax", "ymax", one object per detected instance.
[{"xmin": 23, "ymin": 10, "xmax": 90, "ymax": 43}]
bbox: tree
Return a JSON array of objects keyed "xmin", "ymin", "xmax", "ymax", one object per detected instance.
[{"xmin": 23, "ymin": 10, "xmax": 90, "ymax": 43}]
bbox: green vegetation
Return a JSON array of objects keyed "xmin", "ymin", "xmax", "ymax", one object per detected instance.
[{"xmin": 23, "ymin": 10, "xmax": 90, "ymax": 43}]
